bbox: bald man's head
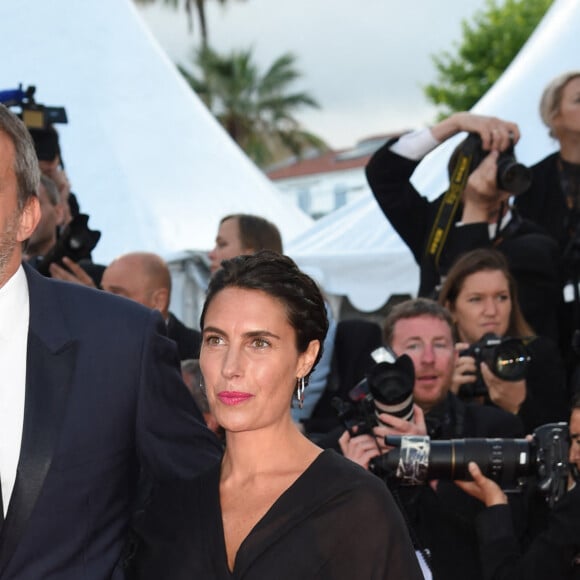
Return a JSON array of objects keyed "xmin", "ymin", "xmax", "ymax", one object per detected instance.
[{"xmin": 101, "ymin": 252, "xmax": 171, "ymax": 317}]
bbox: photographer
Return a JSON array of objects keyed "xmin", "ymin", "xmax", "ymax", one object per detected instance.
[
  {"xmin": 455, "ymin": 398, "xmax": 580, "ymax": 580},
  {"xmin": 24, "ymin": 175, "xmax": 65, "ymax": 263},
  {"xmin": 439, "ymin": 248, "xmax": 569, "ymax": 433},
  {"xmin": 339, "ymin": 298, "xmax": 524, "ymax": 580},
  {"xmin": 366, "ymin": 112, "xmax": 561, "ymax": 341}
]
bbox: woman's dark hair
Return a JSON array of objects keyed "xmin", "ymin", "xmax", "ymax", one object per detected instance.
[
  {"xmin": 200, "ymin": 250, "xmax": 328, "ymax": 375},
  {"xmin": 438, "ymin": 248, "xmax": 534, "ymax": 339}
]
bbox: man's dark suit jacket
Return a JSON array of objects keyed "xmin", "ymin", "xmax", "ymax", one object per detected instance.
[{"xmin": 0, "ymin": 264, "xmax": 222, "ymax": 579}]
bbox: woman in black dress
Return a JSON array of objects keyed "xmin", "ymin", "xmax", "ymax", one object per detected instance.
[{"xmin": 132, "ymin": 251, "xmax": 423, "ymax": 580}]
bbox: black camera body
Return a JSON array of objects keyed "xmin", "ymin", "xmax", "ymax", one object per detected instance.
[
  {"xmin": 458, "ymin": 333, "xmax": 531, "ymax": 398},
  {"xmin": 333, "ymin": 347, "xmax": 415, "ymax": 437},
  {"xmin": 456, "ymin": 132, "xmax": 532, "ymax": 194},
  {"xmin": 373, "ymin": 422, "xmax": 570, "ymax": 507},
  {"xmin": 1, "ymin": 84, "xmax": 68, "ymax": 161},
  {"xmin": 34, "ymin": 214, "xmax": 101, "ymax": 277},
  {"xmin": 0, "ymin": 84, "xmax": 67, "ymax": 129}
]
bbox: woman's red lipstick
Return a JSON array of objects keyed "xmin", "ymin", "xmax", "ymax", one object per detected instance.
[{"xmin": 218, "ymin": 391, "xmax": 253, "ymax": 405}]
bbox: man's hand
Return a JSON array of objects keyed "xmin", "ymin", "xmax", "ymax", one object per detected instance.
[
  {"xmin": 455, "ymin": 461, "xmax": 508, "ymax": 507},
  {"xmin": 49, "ymin": 257, "xmax": 97, "ymax": 288},
  {"xmin": 338, "ymin": 430, "xmax": 381, "ymax": 470},
  {"xmin": 372, "ymin": 404, "xmax": 427, "ymax": 452}
]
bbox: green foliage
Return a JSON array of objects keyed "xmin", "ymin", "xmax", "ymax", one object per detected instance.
[
  {"xmin": 180, "ymin": 46, "xmax": 325, "ymax": 166},
  {"xmin": 424, "ymin": 0, "xmax": 553, "ymax": 118}
]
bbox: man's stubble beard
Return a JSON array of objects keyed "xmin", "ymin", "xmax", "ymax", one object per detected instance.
[{"xmin": 0, "ymin": 208, "xmax": 21, "ymax": 285}]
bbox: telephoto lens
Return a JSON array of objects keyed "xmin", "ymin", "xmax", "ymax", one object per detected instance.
[{"xmin": 373, "ymin": 435, "xmax": 530, "ymax": 487}]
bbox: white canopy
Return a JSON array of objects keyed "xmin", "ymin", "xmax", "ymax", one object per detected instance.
[
  {"xmin": 0, "ymin": 0, "xmax": 313, "ymax": 265},
  {"xmin": 288, "ymin": 0, "xmax": 580, "ymax": 311}
]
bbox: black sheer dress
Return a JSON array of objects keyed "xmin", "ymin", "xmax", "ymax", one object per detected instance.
[{"xmin": 132, "ymin": 449, "xmax": 423, "ymax": 579}]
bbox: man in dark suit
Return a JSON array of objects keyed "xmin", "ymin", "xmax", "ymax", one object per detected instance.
[{"xmin": 0, "ymin": 105, "xmax": 222, "ymax": 578}]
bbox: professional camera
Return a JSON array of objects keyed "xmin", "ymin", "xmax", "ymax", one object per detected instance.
[
  {"xmin": 453, "ymin": 132, "xmax": 532, "ymax": 194},
  {"xmin": 35, "ymin": 214, "xmax": 101, "ymax": 277},
  {"xmin": 458, "ymin": 333, "xmax": 531, "ymax": 398},
  {"xmin": 0, "ymin": 84, "xmax": 67, "ymax": 129},
  {"xmin": 371, "ymin": 422, "xmax": 570, "ymax": 507},
  {"xmin": 333, "ymin": 347, "xmax": 415, "ymax": 436},
  {"xmin": 1, "ymin": 84, "xmax": 67, "ymax": 161}
]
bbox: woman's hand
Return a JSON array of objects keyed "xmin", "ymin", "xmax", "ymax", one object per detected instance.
[
  {"xmin": 481, "ymin": 363, "xmax": 526, "ymax": 414},
  {"xmin": 461, "ymin": 151, "xmax": 513, "ymax": 223},
  {"xmin": 455, "ymin": 461, "xmax": 508, "ymax": 506},
  {"xmin": 451, "ymin": 343, "xmax": 477, "ymax": 395}
]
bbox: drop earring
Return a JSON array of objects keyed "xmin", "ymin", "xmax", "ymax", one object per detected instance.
[{"xmin": 296, "ymin": 376, "xmax": 306, "ymax": 409}]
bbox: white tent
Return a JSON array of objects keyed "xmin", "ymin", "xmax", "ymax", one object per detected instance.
[
  {"xmin": 0, "ymin": 0, "xmax": 313, "ymax": 265},
  {"xmin": 288, "ymin": 0, "xmax": 580, "ymax": 312}
]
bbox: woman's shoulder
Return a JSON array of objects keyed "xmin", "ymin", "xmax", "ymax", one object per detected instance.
[{"xmin": 309, "ymin": 450, "xmax": 392, "ymax": 502}]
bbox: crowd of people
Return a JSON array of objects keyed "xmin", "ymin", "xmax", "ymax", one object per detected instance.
[{"xmin": 0, "ymin": 70, "xmax": 579, "ymax": 580}]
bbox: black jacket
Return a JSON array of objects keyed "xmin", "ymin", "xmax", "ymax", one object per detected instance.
[
  {"xmin": 166, "ymin": 312, "xmax": 201, "ymax": 361},
  {"xmin": 476, "ymin": 484, "xmax": 580, "ymax": 580}
]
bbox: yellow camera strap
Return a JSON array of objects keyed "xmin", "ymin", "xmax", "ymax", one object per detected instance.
[{"xmin": 425, "ymin": 149, "xmax": 474, "ymax": 267}]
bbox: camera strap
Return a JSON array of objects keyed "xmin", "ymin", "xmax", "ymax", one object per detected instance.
[{"xmin": 424, "ymin": 146, "xmax": 476, "ymax": 267}]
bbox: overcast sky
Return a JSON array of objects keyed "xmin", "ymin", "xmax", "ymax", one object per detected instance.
[{"xmin": 137, "ymin": 0, "xmax": 487, "ymax": 149}]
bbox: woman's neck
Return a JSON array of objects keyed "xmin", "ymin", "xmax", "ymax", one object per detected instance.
[
  {"xmin": 559, "ymin": 135, "xmax": 580, "ymax": 164},
  {"xmin": 221, "ymin": 419, "xmax": 319, "ymax": 482}
]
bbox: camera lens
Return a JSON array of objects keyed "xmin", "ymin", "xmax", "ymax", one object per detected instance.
[
  {"xmin": 486, "ymin": 339, "xmax": 531, "ymax": 381},
  {"xmin": 428, "ymin": 438, "xmax": 530, "ymax": 484},
  {"xmin": 497, "ymin": 157, "xmax": 532, "ymax": 194},
  {"xmin": 377, "ymin": 436, "xmax": 530, "ymax": 486},
  {"xmin": 368, "ymin": 356, "xmax": 415, "ymax": 422}
]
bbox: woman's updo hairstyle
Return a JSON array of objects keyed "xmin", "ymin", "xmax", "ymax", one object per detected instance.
[{"xmin": 200, "ymin": 250, "xmax": 329, "ymax": 375}]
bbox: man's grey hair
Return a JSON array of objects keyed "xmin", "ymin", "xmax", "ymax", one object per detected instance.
[{"xmin": 0, "ymin": 104, "xmax": 40, "ymax": 210}]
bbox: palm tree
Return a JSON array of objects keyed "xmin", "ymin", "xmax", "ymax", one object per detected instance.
[
  {"xmin": 180, "ymin": 46, "xmax": 326, "ymax": 166},
  {"xmin": 134, "ymin": 0, "xmax": 245, "ymax": 46}
]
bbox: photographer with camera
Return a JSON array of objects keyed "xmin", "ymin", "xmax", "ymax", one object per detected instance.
[
  {"xmin": 339, "ymin": 298, "xmax": 524, "ymax": 580},
  {"xmin": 454, "ymin": 397, "xmax": 580, "ymax": 580},
  {"xmin": 23, "ymin": 175, "xmax": 65, "ymax": 262},
  {"xmin": 366, "ymin": 112, "xmax": 561, "ymax": 341},
  {"xmin": 439, "ymin": 248, "xmax": 569, "ymax": 433}
]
